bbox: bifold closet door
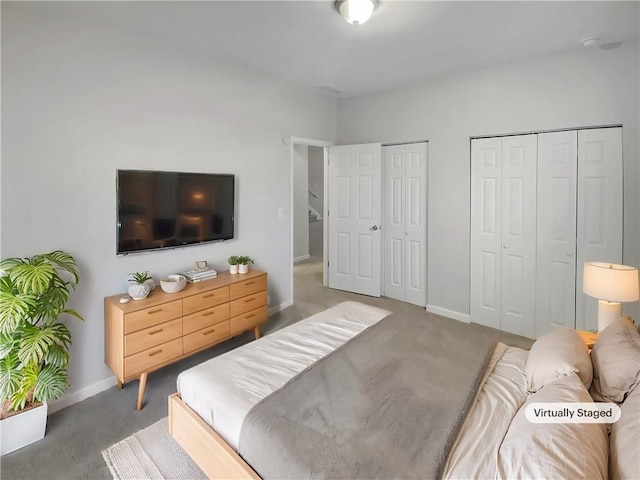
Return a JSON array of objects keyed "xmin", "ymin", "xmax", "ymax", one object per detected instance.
[
  {"xmin": 383, "ymin": 142, "xmax": 427, "ymax": 306},
  {"xmin": 500, "ymin": 135, "xmax": 537, "ymax": 338},
  {"xmin": 536, "ymin": 131, "xmax": 578, "ymax": 336},
  {"xmin": 470, "ymin": 137, "xmax": 503, "ymax": 330},
  {"xmin": 471, "ymin": 134, "xmax": 537, "ymax": 337},
  {"xmin": 575, "ymin": 127, "xmax": 623, "ymax": 332}
]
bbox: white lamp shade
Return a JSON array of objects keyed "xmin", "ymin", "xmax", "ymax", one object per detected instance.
[
  {"xmin": 583, "ymin": 262, "xmax": 640, "ymax": 302},
  {"xmin": 337, "ymin": 0, "xmax": 375, "ymax": 25}
]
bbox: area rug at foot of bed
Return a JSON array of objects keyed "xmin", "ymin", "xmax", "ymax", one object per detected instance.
[{"xmin": 102, "ymin": 418, "xmax": 205, "ymax": 480}]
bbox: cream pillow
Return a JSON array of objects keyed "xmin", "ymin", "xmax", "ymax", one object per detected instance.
[
  {"xmin": 498, "ymin": 373, "xmax": 608, "ymax": 479},
  {"xmin": 590, "ymin": 316, "xmax": 640, "ymax": 403},
  {"xmin": 525, "ymin": 327, "xmax": 592, "ymax": 392},
  {"xmin": 610, "ymin": 384, "xmax": 640, "ymax": 480}
]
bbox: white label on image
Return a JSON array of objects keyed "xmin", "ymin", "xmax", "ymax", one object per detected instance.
[{"xmin": 525, "ymin": 402, "xmax": 621, "ymax": 423}]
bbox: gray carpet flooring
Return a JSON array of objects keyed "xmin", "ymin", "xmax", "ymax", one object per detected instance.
[{"xmin": 1, "ymin": 237, "xmax": 533, "ymax": 479}]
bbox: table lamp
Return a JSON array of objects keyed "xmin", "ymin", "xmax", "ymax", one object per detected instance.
[{"xmin": 583, "ymin": 262, "xmax": 640, "ymax": 332}]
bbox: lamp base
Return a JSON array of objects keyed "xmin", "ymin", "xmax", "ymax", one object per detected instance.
[{"xmin": 597, "ymin": 300, "xmax": 622, "ymax": 332}]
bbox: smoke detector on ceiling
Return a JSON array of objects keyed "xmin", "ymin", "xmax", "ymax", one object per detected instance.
[{"xmin": 582, "ymin": 37, "xmax": 600, "ymax": 47}]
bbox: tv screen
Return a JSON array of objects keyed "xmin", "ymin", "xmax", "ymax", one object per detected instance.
[{"xmin": 117, "ymin": 170, "xmax": 235, "ymax": 254}]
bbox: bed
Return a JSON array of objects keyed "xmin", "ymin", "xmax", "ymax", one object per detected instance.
[{"xmin": 169, "ymin": 301, "xmax": 640, "ymax": 479}]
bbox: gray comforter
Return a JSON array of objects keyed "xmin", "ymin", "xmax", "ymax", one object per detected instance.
[{"xmin": 239, "ymin": 312, "xmax": 496, "ymax": 479}]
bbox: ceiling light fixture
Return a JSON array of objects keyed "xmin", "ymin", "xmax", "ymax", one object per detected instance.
[{"xmin": 336, "ymin": 0, "xmax": 376, "ymax": 25}]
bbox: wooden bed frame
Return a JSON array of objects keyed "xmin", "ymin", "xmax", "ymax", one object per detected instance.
[{"xmin": 168, "ymin": 393, "xmax": 260, "ymax": 479}]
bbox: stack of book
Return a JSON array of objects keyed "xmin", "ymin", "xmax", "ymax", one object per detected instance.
[{"xmin": 183, "ymin": 268, "xmax": 218, "ymax": 283}]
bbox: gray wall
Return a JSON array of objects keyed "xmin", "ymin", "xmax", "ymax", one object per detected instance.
[
  {"xmin": 293, "ymin": 144, "xmax": 310, "ymax": 261},
  {"xmin": 337, "ymin": 43, "xmax": 640, "ymax": 320},
  {"xmin": 1, "ymin": 4, "xmax": 337, "ymax": 399},
  {"xmin": 308, "ymin": 146, "xmax": 324, "ymax": 218}
]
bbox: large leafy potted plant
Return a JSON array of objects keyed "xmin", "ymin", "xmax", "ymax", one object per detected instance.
[{"xmin": 0, "ymin": 250, "xmax": 82, "ymax": 455}]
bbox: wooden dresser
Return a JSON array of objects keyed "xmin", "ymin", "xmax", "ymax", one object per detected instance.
[{"xmin": 105, "ymin": 270, "xmax": 267, "ymax": 410}]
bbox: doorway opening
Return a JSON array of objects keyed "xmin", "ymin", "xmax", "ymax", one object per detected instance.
[{"xmin": 288, "ymin": 137, "xmax": 332, "ymax": 306}]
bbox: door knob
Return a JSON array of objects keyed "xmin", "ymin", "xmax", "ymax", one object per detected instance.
[
  {"xmin": 503, "ymin": 245, "xmax": 509, "ymax": 249},
  {"xmin": 371, "ymin": 225, "xmax": 380, "ymax": 231},
  {"xmin": 566, "ymin": 252, "xmax": 573, "ymax": 257}
]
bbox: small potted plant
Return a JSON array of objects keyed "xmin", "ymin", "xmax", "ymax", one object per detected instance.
[
  {"xmin": 228, "ymin": 256, "xmax": 239, "ymax": 275},
  {"xmin": 128, "ymin": 271, "xmax": 152, "ymax": 300},
  {"xmin": 237, "ymin": 256, "xmax": 255, "ymax": 274},
  {"xmin": 0, "ymin": 250, "xmax": 83, "ymax": 454}
]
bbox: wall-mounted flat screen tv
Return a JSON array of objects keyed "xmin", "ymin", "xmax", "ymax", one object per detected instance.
[{"xmin": 117, "ymin": 170, "xmax": 235, "ymax": 254}]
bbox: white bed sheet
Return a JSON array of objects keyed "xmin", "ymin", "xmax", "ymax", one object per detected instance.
[
  {"xmin": 443, "ymin": 342, "xmax": 529, "ymax": 479},
  {"xmin": 177, "ymin": 301, "xmax": 391, "ymax": 449}
]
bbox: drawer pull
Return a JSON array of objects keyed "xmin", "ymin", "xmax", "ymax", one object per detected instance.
[
  {"xmin": 202, "ymin": 293, "xmax": 217, "ymax": 299},
  {"xmin": 147, "ymin": 308, "xmax": 163, "ymax": 315},
  {"xmin": 201, "ymin": 311, "xmax": 216, "ymax": 317},
  {"xmin": 246, "ymin": 313, "xmax": 255, "ymax": 319},
  {"xmin": 245, "ymin": 298, "xmax": 256, "ymax": 303},
  {"xmin": 148, "ymin": 349, "xmax": 163, "ymax": 357},
  {"xmin": 244, "ymin": 281, "xmax": 255, "ymax": 286},
  {"xmin": 148, "ymin": 328, "xmax": 163, "ymax": 335},
  {"xmin": 203, "ymin": 328, "xmax": 217, "ymax": 336}
]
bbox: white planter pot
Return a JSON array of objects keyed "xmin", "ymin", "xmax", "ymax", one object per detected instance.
[
  {"xmin": 229, "ymin": 264, "xmax": 239, "ymax": 274},
  {"xmin": 128, "ymin": 283, "xmax": 150, "ymax": 300},
  {"xmin": 1, "ymin": 402, "xmax": 48, "ymax": 455},
  {"xmin": 238, "ymin": 264, "xmax": 249, "ymax": 274}
]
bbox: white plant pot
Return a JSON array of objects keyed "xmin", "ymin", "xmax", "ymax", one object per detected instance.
[
  {"xmin": 229, "ymin": 264, "xmax": 239, "ymax": 275},
  {"xmin": 238, "ymin": 264, "xmax": 249, "ymax": 274},
  {"xmin": 128, "ymin": 283, "xmax": 150, "ymax": 300},
  {"xmin": 1, "ymin": 402, "xmax": 48, "ymax": 455}
]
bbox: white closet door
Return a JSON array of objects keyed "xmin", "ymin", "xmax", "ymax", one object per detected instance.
[
  {"xmin": 328, "ymin": 143, "xmax": 383, "ymax": 297},
  {"xmin": 471, "ymin": 137, "xmax": 502, "ymax": 330},
  {"xmin": 576, "ymin": 127, "xmax": 623, "ymax": 331},
  {"xmin": 536, "ymin": 131, "xmax": 578, "ymax": 336},
  {"xmin": 384, "ymin": 145, "xmax": 407, "ymax": 302},
  {"xmin": 383, "ymin": 142, "xmax": 427, "ymax": 306},
  {"xmin": 404, "ymin": 142, "xmax": 428, "ymax": 306},
  {"xmin": 500, "ymin": 135, "xmax": 537, "ymax": 338}
]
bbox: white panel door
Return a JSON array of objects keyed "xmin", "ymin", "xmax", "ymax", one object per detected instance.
[
  {"xmin": 404, "ymin": 142, "xmax": 428, "ymax": 306},
  {"xmin": 500, "ymin": 134, "xmax": 537, "ymax": 338},
  {"xmin": 536, "ymin": 131, "xmax": 577, "ymax": 336},
  {"xmin": 383, "ymin": 142, "xmax": 428, "ymax": 306},
  {"xmin": 471, "ymin": 137, "xmax": 502, "ymax": 330},
  {"xmin": 384, "ymin": 145, "xmax": 406, "ymax": 302},
  {"xmin": 328, "ymin": 143, "xmax": 382, "ymax": 297},
  {"xmin": 576, "ymin": 127, "xmax": 623, "ymax": 331}
]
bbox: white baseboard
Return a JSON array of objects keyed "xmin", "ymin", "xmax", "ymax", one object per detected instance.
[
  {"xmin": 426, "ymin": 304, "xmax": 470, "ymax": 324},
  {"xmin": 48, "ymin": 376, "xmax": 117, "ymax": 415},
  {"xmin": 269, "ymin": 300, "xmax": 293, "ymax": 316},
  {"xmin": 293, "ymin": 254, "xmax": 310, "ymax": 264},
  {"xmin": 48, "ymin": 300, "xmax": 294, "ymax": 415}
]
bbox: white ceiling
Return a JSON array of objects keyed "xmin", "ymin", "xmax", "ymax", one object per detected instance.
[{"xmin": 48, "ymin": 1, "xmax": 640, "ymax": 98}]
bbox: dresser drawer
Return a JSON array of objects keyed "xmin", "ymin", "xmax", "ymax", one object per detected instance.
[
  {"xmin": 124, "ymin": 300, "xmax": 182, "ymax": 335},
  {"xmin": 229, "ymin": 291, "xmax": 267, "ymax": 318},
  {"xmin": 230, "ymin": 306, "xmax": 268, "ymax": 335},
  {"xmin": 183, "ymin": 320, "xmax": 230, "ymax": 355},
  {"xmin": 124, "ymin": 337, "xmax": 182, "ymax": 378},
  {"xmin": 183, "ymin": 303, "xmax": 229, "ymax": 336},
  {"xmin": 229, "ymin": 275, "xmax": 267, "ymax": 300},
  {"xmin": 124, "ymin": 318, "xmax": 182, "ymax": 357},
  {"xmin": 183, "ymin": 286, "xmax": 229, "ymax": 315}
]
